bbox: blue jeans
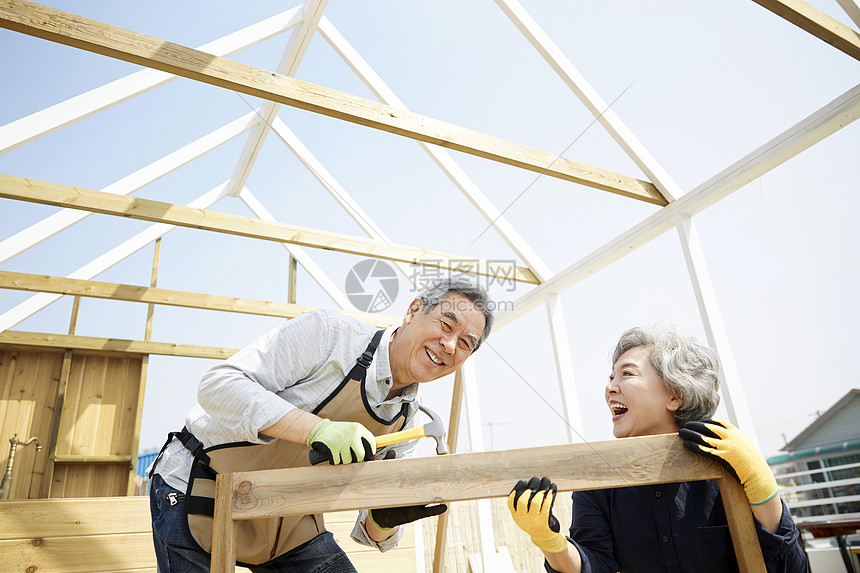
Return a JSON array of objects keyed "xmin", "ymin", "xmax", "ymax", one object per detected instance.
[{"xmin": 150, "ymin": 474, "xmax": 358, "ymax": 573}]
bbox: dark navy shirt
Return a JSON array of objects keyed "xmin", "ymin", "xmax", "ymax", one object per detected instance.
[{"xmin": 546, "ymin": 480, "xmax": 807, "ymax": 573}]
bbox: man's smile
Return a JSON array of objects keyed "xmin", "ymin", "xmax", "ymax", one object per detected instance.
[{"xmin": 426, "ymin": 347, "xmax": 444, "ymax": 365}]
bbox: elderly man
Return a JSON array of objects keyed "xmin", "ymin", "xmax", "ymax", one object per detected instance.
[{"xmin": 148, "ymin": 277, "xmax": 493, "ymax": 573}]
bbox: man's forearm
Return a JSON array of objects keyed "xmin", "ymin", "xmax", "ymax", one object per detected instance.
[{"xmin": 260, "ymin": 408, "xmax": 323, "ymax": 445}]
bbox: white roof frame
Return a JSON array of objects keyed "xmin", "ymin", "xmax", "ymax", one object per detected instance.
[{"xmin": 1, "ymin": 3, "xmax": 858, "ymax": 569}]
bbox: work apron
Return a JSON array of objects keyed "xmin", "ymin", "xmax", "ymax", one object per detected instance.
[{"xmin": 159, "ymin": 329, "xmax": 409, "ymax": 566}]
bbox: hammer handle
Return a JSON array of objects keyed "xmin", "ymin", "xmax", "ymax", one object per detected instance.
[
  {"xmin": 308, "ymin": 426, "xmax": 429, "ymax": 465},
  {"xmin": 375, "ymin": 426, "xmax": 427, "ymax": 449}
]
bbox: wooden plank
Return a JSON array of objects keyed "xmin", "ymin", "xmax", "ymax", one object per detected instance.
[
  {"xmin": 0, "ymin": 331, "xmax": 238, "ymax": 360},
  {"xmin": 69, "ymin": 355, "xmax": 103, "ymax": 456},
  {"xmin": 51, "ymin": 463, "xmax": 130, "ymax": 498},
  {"xmin": 212, "ymin": 473, "xmax": 238, "ymax": 573},
  {"xmin": 751, "ymin": 0, "xmax": 860, "ymax": 61},
  {"xmin": 0, "ymin": 532, "xmax": 156, "ymax": 573},
  {"xmin": 227, "ymin": 435, "xmax": 720, "ymax": 519},
  {"xmin": 718, "ymin": 471, "xmax": 767, "ymax": 573},
  {"xmin": 0, "ymin": 174, "xmax": 539, "ymax": 285},
  {"xmin": 0, "ymin": 348, "xmax": 61, "ymax": 499},
  {"xmin": 0, "ymin": 7, "xmax": 299, "ymax": 154},
  {"xmin": 53, "ymin": 455, "xmax": 133, "ymax": 463},
  {"xmin": 0, "ymin": 497, "xmax": 151, "ymax": 539},
  {"xmin": 0, "ymin": 0, "xmax": 666, "ymax": 205},
  {"xmin": 0, "ymin": 270, "xmax": 401, "ymax": 327}
]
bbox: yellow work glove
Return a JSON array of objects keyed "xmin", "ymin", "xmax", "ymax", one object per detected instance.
[
  {"xmin": 507, "ymin": 476, "xmax": 568, "ymax": 553},
  {"xmin": 680, "ymin": 419, "xmax": 778, "ymax": 505},
  {"xmin": 306, "ymin": 419, "xmax": 376, "ymax": 465}
]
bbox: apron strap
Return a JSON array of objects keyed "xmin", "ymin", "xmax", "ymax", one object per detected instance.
[
  {"xmin": 344, "ymin": 329, "xmax": 384, "ymax": 381},
  {"xmin": 149, "ymin": 426, "xmax": 210, "ymax": 477}
]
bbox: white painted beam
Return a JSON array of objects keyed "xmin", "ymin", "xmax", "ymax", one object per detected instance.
[
  {"xmin": 494, "ymin": 83, "xmax": 860, "ymax": 329},
  {"xmin": 675, "ymin": 215, "xmax": 758, "ymax": 446},
  {"xmin": 0, "ymin": 112, "xmax": 258, "ymax": 265},
  {"xmin": 494, "ymin": 0, "xmax": 682, "ymax": 202},
  {"xmin": 0, "ymin": 183, "xmax": 229, "ymax": 333},
  {"xmin": 545, "ymin": 293, "xmax": 584, "ymax": 443},
  {"xmin": 318, "ymin": 17, "xmax": 554, "ymax": 282},
  {"xmin": 228, "ymin": 0, "xmax": 329, "ymax": 197},
  {"xmin": 0, "ymin": 7, "xmax": 302, "ymax": 154},
  {"xmin": 268, "ymin": 116, "xmax": 416, "ymax": 285},
  {"xmin": 835, "ymin": 0, "xmax": 860, "ymax": 29},
  {"xmin": 237, "ymin": 187, "xmax": 356, "ymax": 311}
]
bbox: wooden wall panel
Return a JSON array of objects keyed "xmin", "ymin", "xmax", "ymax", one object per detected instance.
[
  {"xmin": 49, "ymin": 463, "xmax": 131, "ymax": 498},
  {"xmin": 0, "ymin": 348, "xmax": 62, "ymax": 499},
  {"xmin": 50, "ymin": 353, "xmax": 142, "ymax": 497}
]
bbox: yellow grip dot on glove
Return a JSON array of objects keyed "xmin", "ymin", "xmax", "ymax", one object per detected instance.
[
  {"xmin": 680, "ymin": 419, "xmax": 778, "ymax": 505},
  {"xmin": 507, "ymin": 476, "xmax": 568, "ymax": 553}
]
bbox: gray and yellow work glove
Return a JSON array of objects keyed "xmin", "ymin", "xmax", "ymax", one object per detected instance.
[
  {"xmin": 306, "ymin": 419, "xmax": 376, "ymax": 465},
  {"xmin": 369, "ymin": 503, "xmax": 448, "ymax": 530},
  {"xmin": 680, "ymin": 419, "xmax": 778, "ymax": 505},
  {"xmin": 507, "ymin": 476, "xmax": 568, "ymax": 553}
]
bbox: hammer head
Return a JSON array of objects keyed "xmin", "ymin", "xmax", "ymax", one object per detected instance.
[{"xmin": 418, "ymin": 404, "xmax": 449, "ymax": 455}]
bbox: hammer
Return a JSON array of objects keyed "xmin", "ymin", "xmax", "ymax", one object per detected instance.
[{"xmin": 308, "ymin": 404, "xmax": 449, "ymax": 465}]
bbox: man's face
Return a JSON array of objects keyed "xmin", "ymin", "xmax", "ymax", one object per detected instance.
[{"xmin": 391, "ymin": 292, "xmax": 486, "ymax": 385}]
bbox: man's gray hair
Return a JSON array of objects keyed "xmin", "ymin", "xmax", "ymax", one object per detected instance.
[
  {"xmin": 418, "ymin": 278, "xmax": 494, "ymax": 351},
  {"xmin": 611, "ymin": 326, "xmax": 721, "ymax": 426}
]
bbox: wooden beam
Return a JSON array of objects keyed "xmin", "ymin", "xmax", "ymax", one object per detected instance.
[
  {"xmin": 0, "ymin": 270, "xmax": 401, "ymax": 328},
  {"xmin": 0, "ymin": 115, "xmax": 255, "ymax": 267},
  {"xmin": 0, "ymin": 174, "xmax": 538, "ymax": 284},
  {"xmin": 227, "ymin": 435, "xmax": 720, "ymax": 519},
  {"xmin": 0, "ymin": 0, "xmax": 666, "ymax": 205},
  {"xmin": 719, "ymin": 471, "xmax": 768, "ymax": 572},
  {"xmin": 211, "ymin": 436, "xmax": 765, "ymax": 572},
  {"xmin": 751, "ymin": 0, "xmax": 860, "ymax": 61},
  {"xmin": 0, "ymin": 330, "xmax": 238, "ymax": 360},
  {"xmin": 212, "ymin": 474, "xmax": 239, "ymax": 573},
  {"xmin": 318, "ymin": 18, "xmax": 556, "ymax": 281}
]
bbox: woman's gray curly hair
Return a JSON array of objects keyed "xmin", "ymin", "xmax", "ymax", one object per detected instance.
[{"xmin": 611, "ymin": 326, "xmax": 722, "ymax": 426}]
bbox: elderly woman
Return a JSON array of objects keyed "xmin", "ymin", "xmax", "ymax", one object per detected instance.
[{"xmin": 507, "ymin": 326, "xmax": 808, "ymax": 573}]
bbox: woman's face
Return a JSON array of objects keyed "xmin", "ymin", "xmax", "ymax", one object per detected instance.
[{"xmin": 605, "ymin": 346, "xmax": 682, "ymax": 438}]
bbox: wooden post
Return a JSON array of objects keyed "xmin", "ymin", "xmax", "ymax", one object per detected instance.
[
  {"xmin": 211, "ymin": 473, "xmax": 237, "ymax": 573},
  {"xmin": 127, "ymin": 237, "xmax": 161, "ymax": 495},
  {"xmin": 718, "ymin": 470, "xmax": 767, "ymax": 573},
  {"xmin": 287, "ymin": 254, "xmax": 297, "ymax": 305},
  {"xmin": 433, "ymin": 367, "xmax": 465, "ymax": 572},
  {"xmin": 39, "ymin": 348, "xmax": 72, "ymax": 498}
]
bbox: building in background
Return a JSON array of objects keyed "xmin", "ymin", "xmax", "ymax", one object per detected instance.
[{"xmin": 768, "ymin": 389, "xmax": 860, "ymax": 572}]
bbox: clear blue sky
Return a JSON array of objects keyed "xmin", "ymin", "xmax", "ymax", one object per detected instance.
[{"xmin": 1, "ymin": 0, "xmax": 858, "ymax": 461}]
